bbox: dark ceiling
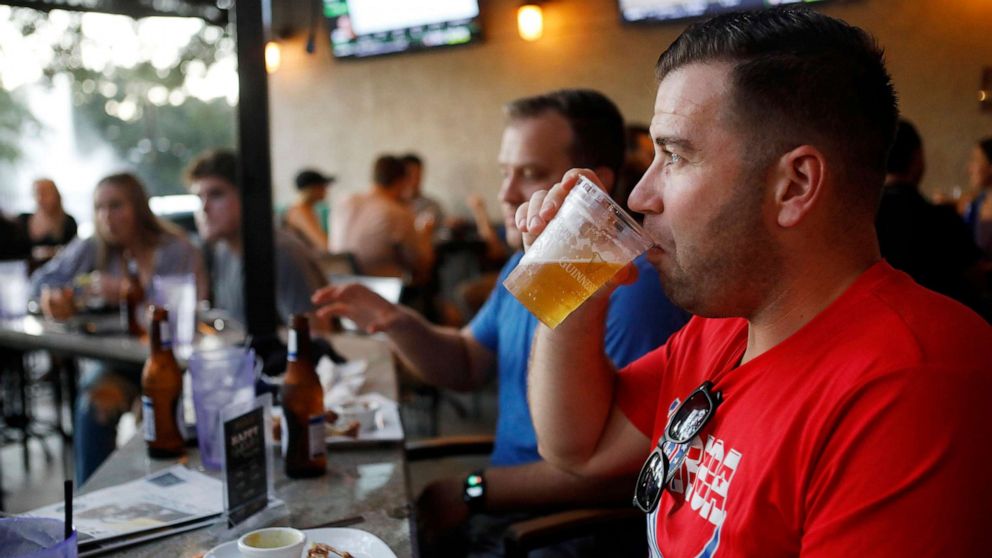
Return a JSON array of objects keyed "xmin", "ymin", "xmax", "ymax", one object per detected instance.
[{"xmin": 2, "ymin": 0, "xmax": 229, "ymax": 25}]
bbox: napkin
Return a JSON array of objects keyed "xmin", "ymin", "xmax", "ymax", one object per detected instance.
[{"xmin": 317, "ymin": 356, "xmax": 368, "ymax": 407}]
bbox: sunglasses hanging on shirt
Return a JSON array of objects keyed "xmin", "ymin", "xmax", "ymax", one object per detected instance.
[{"xmin": 633, "ymin": 381, "xmax": 723, "ymax": 513}]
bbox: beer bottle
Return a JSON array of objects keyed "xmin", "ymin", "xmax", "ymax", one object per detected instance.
[
  {"xmin": 281, "ymin": 314, "xmax": 327, "ymax": 478},
  {"xmin": 141, "ymin": 306, "xmax": 185, "ymax": 458},
  {"xmin": 120, "ymin": 253, "xmax": 146, "ymax": 337}
]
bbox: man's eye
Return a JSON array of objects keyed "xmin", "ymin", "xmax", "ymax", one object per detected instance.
[{"xmin": 663, "ymin": 150, "xmax": 682, "ymax": 166}]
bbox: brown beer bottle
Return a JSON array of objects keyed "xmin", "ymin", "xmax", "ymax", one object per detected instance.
[
  {"xmin": 141, "ymin": 306, "xmax": 185, "ymax": 458},
  {"xmin": 120, "ymin": 254, "xmax": 146, "ymax": 337},
  {"xmin": 281, "ymin": 314, "xmax": 327, "ymax": 478}
]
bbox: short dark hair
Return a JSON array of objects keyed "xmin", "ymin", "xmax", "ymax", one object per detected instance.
[
  {"xmin": 979, "ymin": 137, "xmax": 992, "ymax": 165},
  {"xmin": 400, "ymin": 153, "xmax": 422, "ymax": 168},
  {"xmin": 656, "ymin": 6, "xmax": 898, "ymax": 214},
  {"xmin": 504, "ymin": 89, "xmax": 626, "ymax": 178},
  {"xmin": 886, "ymin": 120, "xmax": 922, "ymax": 175},
  {"xmin": 373, "ymin": 155, "xmax": 407, "ymax": 188},
  {"xmin": 185, "ymin": 149, "xmax": 238, "ymax": 189}
]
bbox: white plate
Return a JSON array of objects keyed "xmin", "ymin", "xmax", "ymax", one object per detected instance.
[
  {"xmin": 205, "ymin": 527, "xmax": 397, "ymax": 558},
  {"xmin": 274, "ymin": 394, "xmax": 403, "ymax": 447},
  {"xmin": 327, "ymin": 393, "xmax": 403, "ymax": 445}
]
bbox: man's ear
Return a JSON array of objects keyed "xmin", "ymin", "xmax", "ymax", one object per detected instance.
[{"xmin": 770, "ymin": 145, "xmax": 826, "ymax": 228}]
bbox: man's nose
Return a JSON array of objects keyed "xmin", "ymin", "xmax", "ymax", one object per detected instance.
[
  {"xmin": 499, "ymin": 177, "xmax": 523, "ymax": 205},
  {"xmin": 628, "ymin": 169, "xmax": 663, "ymax": 214}
]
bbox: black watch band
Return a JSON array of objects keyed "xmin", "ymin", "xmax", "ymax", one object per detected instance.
[{"xmin": 463, "ymin": 469, "xmax": 486, "ymax": 514}]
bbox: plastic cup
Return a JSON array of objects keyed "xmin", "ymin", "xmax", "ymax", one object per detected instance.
[
  {"xmin": 503, "ymin": 177, "xmax": 653, "ymax": 328},
  {"xmin": 0, "ymin": 517, "xmax": 77, "ymax": 558},
  {"xmin": 189, "ymin": 347, "xmax": 257, "ymax": 469},
  {"xmin": 152, "ymin": 274, "xmax": 197, "ymax": 359}
]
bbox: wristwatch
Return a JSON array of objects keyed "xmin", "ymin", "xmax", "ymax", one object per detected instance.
[{"xmin": 462, "ymin": 469, "xmax": 486, "ymax": 513}]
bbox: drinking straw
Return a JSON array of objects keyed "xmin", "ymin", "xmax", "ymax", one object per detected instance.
[{"xmin": 64, "ymin": 479, "xmax": 72, "ymax": 540}]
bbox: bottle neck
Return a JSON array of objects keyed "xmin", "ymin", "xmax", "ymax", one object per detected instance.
[
  {"xmin": 287, "ymin": 327, "xmax": 311, "ymax": 363},
  {"xmin": 149, "ymin": 319, "xmax": 173, "ymax": 353}
]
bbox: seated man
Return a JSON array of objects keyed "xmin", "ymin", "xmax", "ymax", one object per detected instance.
[
  {"xmin": 401, "ymin": 153, "xmax": 445, "ymax": 227},
  {"xmin": 314, "ymin": 89, "xmax": 689, "ymax": 556},
  {"xmin": 329, "ymin": 155, "xmax": 435, "ymax": 284},
  {"xmin": 521, "ymin": 7, "xmax": 992, "ymax": 557},
  {"xmin": 185, "ymin": 149, "xmax": 327, "ymax": 326}
]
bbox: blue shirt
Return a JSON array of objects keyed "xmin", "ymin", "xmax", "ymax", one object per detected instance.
[{"xmin": 469, "ymin": 251, "xmax": 689, "ymax": 466}]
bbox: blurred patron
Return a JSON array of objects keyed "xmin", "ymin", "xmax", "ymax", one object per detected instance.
[
  {"xmin": 314, "ymin": 89, "xmax": 688, "ymax": 557},
  {"xmin": 28, "ymin": 172, "xmax": 206, "ymax": 483},
  {"xmin": 876, "ymin": 120, "xmax": 985, "ymax": 315},
  {"xmin": 330, "ymin": 155, "xmax": 434, "ymax": 283},
  {"xmin": 401, "ymin": 153, "xmax": 445, "ymax": 226},
  {"xmin": 0, "ymin": 213, "xmax": 30, "ymax": 260},
  {"xmin": 963, "ymin": 137, "xmax": 992, "ymax": 257},
  {"xmin": 465, "ymin": 193, "xmax": 508, "ymax": 267},
  {"xmin": 31, "ymin": 173, "xmax": 205, "ymax": 313},
  {"xmin": 17, "ymin": 178, "xmax": 77, "ymax": 268},
  {"xmin": 186, "ymin": 149, "xmax": 326, "ymax": 326},
  {"xmin": 612, "ymin": 124, "xmax": 654, "ymax": 223},
  {"xmin": 284, "ymin": 168, "xmax": 333, "ymax": 252}
]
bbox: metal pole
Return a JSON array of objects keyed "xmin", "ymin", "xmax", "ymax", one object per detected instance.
[{"xmin": 233, "ymin": 0, "xmax": 278, "ymax": 338}]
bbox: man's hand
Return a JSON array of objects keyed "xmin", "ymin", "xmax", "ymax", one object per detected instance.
[
  {"xmin": 514, "ymin": 169, "xmax": 606, "ymax": 251},
  {"xmin": 514, "ymin": 169, "xmax": 639, "ymax": 290},
  {"xmin": 416, "ymin": 475, "xmax": 470, "ymax": 548},
  {"xmin": 311, "ymin": 283, "xmax": 404, "ymax": 334},
  {"xmin": 41, "ymin": 285, "xmax": 75, "ymax": 321}
]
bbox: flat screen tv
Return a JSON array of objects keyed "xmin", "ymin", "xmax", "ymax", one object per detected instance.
[
  {"xmin": 324, "ymin": 0, "xmax": 482, "ymax": 59},
  {"xmin": 618, "ymin": 0, "xmax": 828, "ymax": 25}
]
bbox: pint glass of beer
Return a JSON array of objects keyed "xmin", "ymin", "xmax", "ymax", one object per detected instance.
[{"xmin": 503, "ymin": 177, "xmax": 653, "ymax": 328}]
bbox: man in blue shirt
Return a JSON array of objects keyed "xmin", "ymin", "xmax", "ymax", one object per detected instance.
[{"xmin": 313, "ymin": 89, "xmax": 688, "ymax": 556}]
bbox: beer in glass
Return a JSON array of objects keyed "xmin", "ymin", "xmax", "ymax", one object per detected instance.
[{"xmin": 503, "ymin": 177, "xmax": 653, "ymax": 328}]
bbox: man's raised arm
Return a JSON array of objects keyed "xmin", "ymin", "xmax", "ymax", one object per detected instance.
[
  {"xmin": 520, "ymin": 170, "xmax": 652, "ymax": 478},
  {"xmin": 312, "ymin": 284, "xmax": 495, "ymax": 392}
]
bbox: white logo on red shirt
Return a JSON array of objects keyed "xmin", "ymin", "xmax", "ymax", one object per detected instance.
[{"xmin": 669, "ymin": 434, "xmax": 743, "ymax": 528}]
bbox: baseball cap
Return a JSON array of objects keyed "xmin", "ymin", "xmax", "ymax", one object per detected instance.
[{"xmin": 294, "ymin": 169, "xmax": 335, "ymax": 190}]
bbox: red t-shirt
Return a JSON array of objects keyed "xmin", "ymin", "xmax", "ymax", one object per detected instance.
[{"xmin": 617, "ymin": 262, "xmax": 992, "ymax": 557}]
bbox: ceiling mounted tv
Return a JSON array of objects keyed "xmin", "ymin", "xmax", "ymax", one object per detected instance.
[
  {"xmin": 324, "ymin": 0, "xmax": 482, "ymax": 59},
  {"xmin": 618, "ymin": 0, "xmax": 828, "ymax": 25}
]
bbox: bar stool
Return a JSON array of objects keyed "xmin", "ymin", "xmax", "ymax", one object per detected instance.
[{"xmin": 1, "ymin": 348, "xmax": 57, "ymax": 471}]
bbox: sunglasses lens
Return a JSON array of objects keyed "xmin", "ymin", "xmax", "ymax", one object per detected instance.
[
  {"xmin": 634, "ymin": 450, "xmax": 667, "ymax": 512},
  {"xmin": 667, "ymin": 390, "xmax": 713, "ymax": 443}
]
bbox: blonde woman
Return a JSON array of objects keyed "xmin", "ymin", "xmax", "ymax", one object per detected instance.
[
  {"xmin": 31, "ymin": 172, "xmax": 206, "ymax": 307},
  {"xmin": 17, "ymin": 178, "xmax": 77, "ymax": 266},
  {"xmin": 29, "ymin": 172, "xmax": 206, "ymax": 483}
]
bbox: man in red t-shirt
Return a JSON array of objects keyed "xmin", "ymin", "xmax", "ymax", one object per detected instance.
[{"xmin": 517, "ymin": 6, "xmax": 992, "ymax": 557}]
